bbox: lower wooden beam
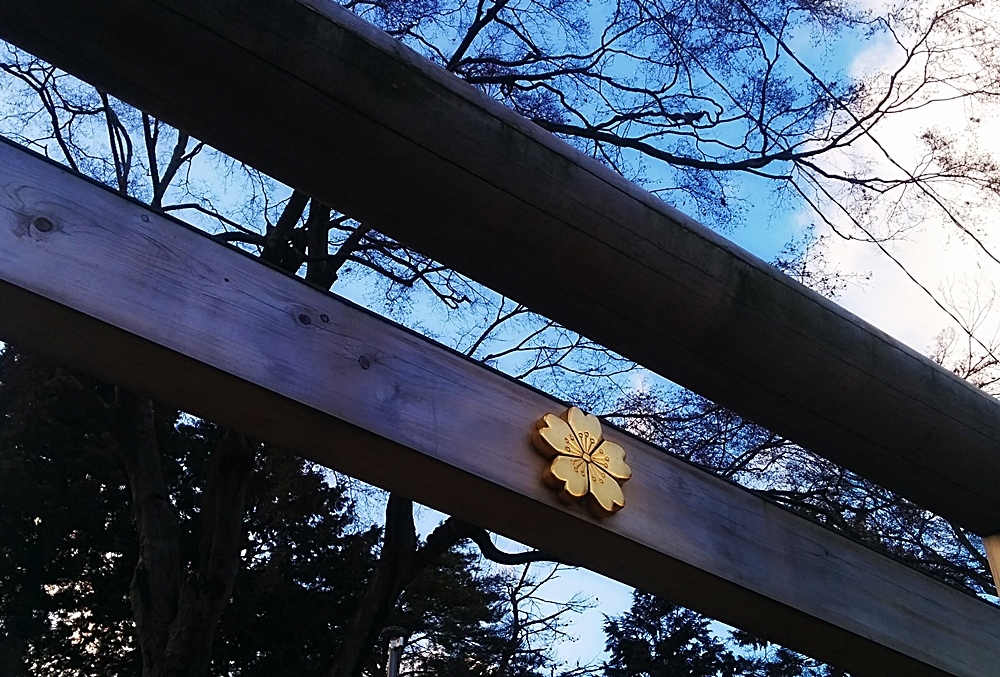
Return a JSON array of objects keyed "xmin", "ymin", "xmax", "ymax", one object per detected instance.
[{"xmin": 0, "ymin": 139, "xmax": 997, "ymax": 676}]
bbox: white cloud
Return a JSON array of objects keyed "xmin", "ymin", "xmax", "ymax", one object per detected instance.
[{"xmin": 803, "ymin": 0, "xmax": 1000, "ymax": 354}]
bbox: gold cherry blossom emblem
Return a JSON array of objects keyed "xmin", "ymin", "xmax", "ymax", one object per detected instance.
[{"xmin": 532, "ymin": 407, "xmax": 632, "ymax": 517}]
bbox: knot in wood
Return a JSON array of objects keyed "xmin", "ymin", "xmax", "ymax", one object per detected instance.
[{"xmin": 32, "ymin": 216, "xmax": 54, "ymax": 233}]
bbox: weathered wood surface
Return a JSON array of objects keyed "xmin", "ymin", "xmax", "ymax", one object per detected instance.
[
  {"xmin": 985, "ymin": 535, "xmax": 1000, "ymax": 590},
  {"xmin": 2, "ymin": 0, "xmax": 999, "ymax": 535},
  {"xmin": 1, "ymin": 141, "xmax": 998, "ymax": 677}
]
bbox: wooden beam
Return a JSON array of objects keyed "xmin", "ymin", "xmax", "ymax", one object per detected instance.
[
  {"xmin": 985, "ymin": 535, "xmax": 1000, "ymax": 594},
  {"xmin": 2, "ymin": 0, "xmax": 998, "ymax": 536},
  {"xmin": 1, "ymin": 140, "xmax": 998, "ymax": 677}
]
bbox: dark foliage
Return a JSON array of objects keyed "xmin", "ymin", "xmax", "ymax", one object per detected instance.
[
  {"xmin": 0, "ymin": 346, "xmax": 577, "ymax": 677},
  {"xmin": 0, "ymin": 347, "xmax": 381, "ymax": 675},
  {"xmin": 604, "ymin": 591, "xmax": 847, "ymax": 677},
  {"xmin": 0, "ymin": 348, "xmax": 137, "ymax": 676}
]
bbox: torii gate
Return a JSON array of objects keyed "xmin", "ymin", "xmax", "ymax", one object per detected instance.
[{"xmin": 0, "ymin": 0, "xmax": 998, "ymax": 675}]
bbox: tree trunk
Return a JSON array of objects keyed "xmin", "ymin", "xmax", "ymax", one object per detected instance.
[
  {"xmin": 160, "ymin": 431, "xmax": 254, "ymax": 677},
  {"xmin": 328, "ymin": 494, "xmax": 416, "ymax": 677},
  {"xmin": 325, "ymin": 501, "xmax": 554, "ymax": 677},
  {"xmin": 115, "ymin": 393, "xmax": 254, "ymax": 677},
  {"xmin": 115, "ymin": 392, "xmax": 181, "ymax": 677}
]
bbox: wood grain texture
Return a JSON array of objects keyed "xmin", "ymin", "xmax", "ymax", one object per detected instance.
[
  {"xmin": 1, "ymin": 140, "xmax": 998, "ymax": 677},
  {"xmin": 985, "ymin": 535, "xmax": 1000, "ymax": 593},
  {"xmin": 1, "ymin": 0, "xmax": 1000, "ymax": 537}
]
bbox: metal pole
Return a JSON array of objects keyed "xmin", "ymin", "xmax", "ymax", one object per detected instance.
[{"xmin": 381, "ymin": 626, "xmax": 406, "ymax": 677}]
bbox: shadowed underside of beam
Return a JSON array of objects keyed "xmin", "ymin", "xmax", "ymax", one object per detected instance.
[
  {"xmin": 1, "ymin": 139, "xmax": 998, "ymax": 677},
  {"xmin": 0, "ymin": 0, "xmax": 998, "ymax": 535}
]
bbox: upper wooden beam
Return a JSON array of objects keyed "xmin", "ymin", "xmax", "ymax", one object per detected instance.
[
  {"xmin": 2, "ymin": 0, "xmax": 1000, "ymax": 535},
  {"xmin": 1, "ymin": 138, "xmax": 998, "ymax": 677}
]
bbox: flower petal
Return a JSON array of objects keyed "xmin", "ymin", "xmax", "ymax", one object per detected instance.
[
  {"xmin": 587, "ymin": 463, "xmax": 626, "ymax": 517},
  {"xmin": 533, "ymin": 413, "xmax": 584, "ymax": 458},
  {"xmin": 543, "ymin": 455, "xmax": 590, "ymax": 503},
  {"xmin": 591, "ymin": 440, "xmax": 631, "ymax": 482},
  {"xmin": 566, "ymin": 407, "xmax": 603, "ymax": 454}
]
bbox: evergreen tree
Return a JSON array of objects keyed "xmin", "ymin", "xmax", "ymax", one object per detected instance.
[
  {"xmin": 604, "ymin": 593, "xmax": 743, "ymax": 677},
  {"xmin": 0, "ymin": 346, "xmax": 380, "ymax": 675},
  {"xmin": 0, "ymin": 347, "xmax": 137, "ymax": 676},
  {"xmin": 0, "ymin": 346, "xmax": 581, "ymax": 676},
  {"xmin": 203, "ymin": 448, "xmax": 379, "ymax": 676},
  {"xmin": 603, "ymin": 592, "xmax": 846, "ymax": 677}
]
